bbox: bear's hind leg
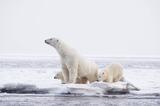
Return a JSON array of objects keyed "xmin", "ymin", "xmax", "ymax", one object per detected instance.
[{"xmin": 113, "ymin": 75, "xmax": 122, "ymax": 82}]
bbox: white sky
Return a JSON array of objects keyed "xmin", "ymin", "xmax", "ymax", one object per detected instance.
[{"xmin": 0, "ymin": 0, "xmax": 160, "ymax": 57}]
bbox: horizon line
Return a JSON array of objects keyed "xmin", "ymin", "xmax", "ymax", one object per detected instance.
[{"xmin": 0, "ymin": 53, "xmax": 160, "ymax": 58}]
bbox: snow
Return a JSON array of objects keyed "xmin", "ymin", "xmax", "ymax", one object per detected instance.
[
  {"xmin": 0, "ymin": 68, "xmax": 60, "ymax": 88},
  {"xmin": 0, "ymin": 56, "xmax": 160, "ymax": 97}
]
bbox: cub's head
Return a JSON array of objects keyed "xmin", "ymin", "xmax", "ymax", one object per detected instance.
[
  {"xmin": 54, "ymin": 71, "xmax": 63, "ymax": 80},
  {"xmin": 98, "ymin": 70, "xmax": 106, "ymax": 81},
  {"xmin": 45, "ymin": 37, "xmax": 60, "ymax": 47}
]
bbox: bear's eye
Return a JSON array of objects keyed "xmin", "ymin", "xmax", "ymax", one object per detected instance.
[
  {"xmin": 56, "ymin": 39, "xmax": 59, "ymax": 42},
  {"xmin": 102, "ymin": 72, "xmax": 104, "ymax": 75}
]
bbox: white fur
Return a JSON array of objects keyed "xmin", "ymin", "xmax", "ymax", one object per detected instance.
[
  {"xmin": 54, "ymin": 71, "xmax": 89, "ymax": 84},
  {"xmin": 54, "ymin": 71, "xmax": 64, "ymax": 83},
  {"xmin": 45, "ymin": 37, "xmax": 98, "ymax": 83},
  {"xmin": 98, "ymin": 63, "xmax": 123, "ymax": 83}
]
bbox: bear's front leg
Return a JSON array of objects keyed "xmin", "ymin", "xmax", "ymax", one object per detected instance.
[
  {"xmin": 69, "ymin": 69, "xmax": 78, "ymax": 83},
  {"xmin": 67, "ymin": 63, "xmax": 78, "ymax": 83},
  {"xmin": 62, "ymin": 64, "xmax": 69, "ymax": 84},
  {"xmin": 107, "ymin": 76, "xmax": 113, "ymax": 83}
]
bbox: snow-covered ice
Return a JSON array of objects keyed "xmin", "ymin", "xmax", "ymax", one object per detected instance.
[{"xmin": 0, "ymin": 56, "xmax": 160, "ymax": 97}]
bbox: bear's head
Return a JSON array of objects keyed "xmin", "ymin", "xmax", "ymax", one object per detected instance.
[
  {"xmin": 98, "ymin": 70, "xmax": 106, "ymax": 81},
  {"xmin": 45, "ymin": 37, "xmax": 61, "ymax": 48},
  {"xmin": 54, "ymin": 71, "xmax": 63, "ymax": 80}
]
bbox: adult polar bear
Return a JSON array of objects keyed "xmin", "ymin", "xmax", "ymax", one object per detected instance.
[{"xmin": 45, "ymin": 37, "xmax": 98, "ymax": 84}]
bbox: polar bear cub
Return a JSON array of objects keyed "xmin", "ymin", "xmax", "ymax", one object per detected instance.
[
  {"xmin": 54, "ymin": 71, "xmax": 88, "ymax": 84},
  {"xmin": 98, "ymin": 63, "xmax": 123, "ymax": 83},
  {"xmin": 45, "ymin": 37, "xmax": 98, "ymax": 84},
  {"xmin": 54, "ymin": 71, "xmax": 64, "ymax": 83}
]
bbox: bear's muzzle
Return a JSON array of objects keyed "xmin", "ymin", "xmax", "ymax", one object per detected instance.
[{"xmin": 45, "ymin": 40, "xmax": 49, "ymax": 44}]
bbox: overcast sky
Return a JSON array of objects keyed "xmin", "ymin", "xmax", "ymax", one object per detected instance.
[{"xmin": 0, "ymin": 0, "xmax": 160, "ymax": 57}]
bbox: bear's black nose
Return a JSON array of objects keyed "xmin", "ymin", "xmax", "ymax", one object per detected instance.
[{"xmin": 45, "ymin": 40, "xmax": 49, "ymax": 44}]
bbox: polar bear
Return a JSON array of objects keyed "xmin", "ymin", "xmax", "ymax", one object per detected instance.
[
  {"xmin": 45, "ymin": 37, "xmax": 98, "ymax": 83},
  {"xmin": 98, "ymin": 63, "xmax": 123, "ymax": 83},
  {"xmin": 54, "ymin": 71, "xmax": 88, "ymax": 84},
  {"xmin": 54, "ymin": 71, "xmax": 64, "ymax": 83}
]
